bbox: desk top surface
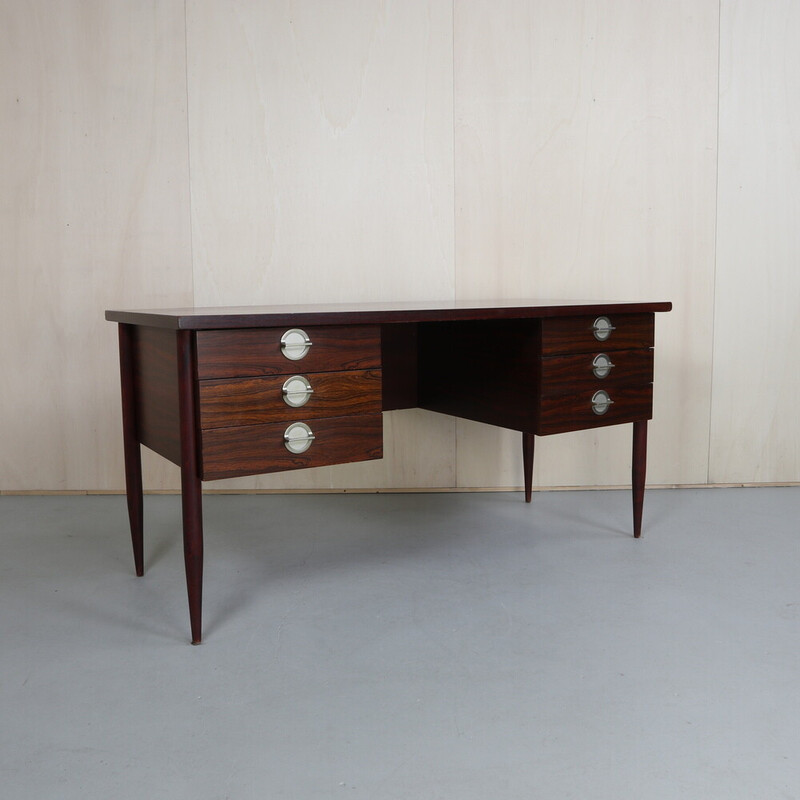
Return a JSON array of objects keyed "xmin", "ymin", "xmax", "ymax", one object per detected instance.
[{"xmin": 106, "ymin": 299, "xmax": 672, "ymax": 330}]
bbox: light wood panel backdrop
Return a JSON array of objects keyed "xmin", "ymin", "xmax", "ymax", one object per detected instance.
[
  {"xmin": 0, "ymin": 0, "xmax": 193, "ymax": 492},
  {"xmin": 710, "ymin": 0, "xmax": 800, "ymax": 483},
  {"xmin": 1, "ymin": 0, "xmax": 798, "ymax": 492}
]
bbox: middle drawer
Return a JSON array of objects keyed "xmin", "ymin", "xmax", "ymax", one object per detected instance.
[
  {"xmin": 540, "ymin": 348, "xmax": 653, "ymax": 396},
  {"xmin": 198, "ymin": 369, "xmax": 382, "ymax": 429}
]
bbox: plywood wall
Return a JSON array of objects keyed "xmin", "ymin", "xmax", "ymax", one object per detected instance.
[
  {"xmin": 1, "ymin": 1, "xmax": 798, "ymax": 491},
  {"xmin": 0, "ymin": 0, "xmax": 193, "ymax": 492},
  {"xmin": 710, "ymin": 0, "xmax": 800, "ymax": 483}
]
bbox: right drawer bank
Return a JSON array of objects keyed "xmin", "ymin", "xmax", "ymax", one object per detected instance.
[{"xmin": 537, "ymin": 313, "xmax": 654, "ymax": 435}]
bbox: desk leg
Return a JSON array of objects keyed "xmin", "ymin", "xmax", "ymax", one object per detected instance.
[
  {"xmin": 177, "ymin": 330, "xmax": 204, "ymax": 644},
  {"xmin": 632, "ymin": 420, "xmax": 648, "ymax": 538},
  {"xmin": 118, "ymin": 324, "xmax": 144, "ymax": 577},
  {"xmin": 522, "ymin": 433, "xmax": 535, "ymax": 503}
]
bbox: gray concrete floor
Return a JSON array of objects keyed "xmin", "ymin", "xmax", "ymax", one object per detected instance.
[{"xmin": 1, "ymin": 487, "xmax": 799, "ymax": 799}]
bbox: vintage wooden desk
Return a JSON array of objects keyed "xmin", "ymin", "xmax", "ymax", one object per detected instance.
[{"xmin": 106, "ymin": 300, "xmax": 671, "ymax": 643}]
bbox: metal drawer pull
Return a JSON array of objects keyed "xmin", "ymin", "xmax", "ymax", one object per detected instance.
[
  {"xmin": 592, "ymin": 353, "xmax": 616, "ymax": 378},
  {"xmin": 282, "ymin": 375, "xmax": 314, "ymax": 408},
  {"xmin": 280, "ymin": 328, "xmax": 313, "ymax": 360},
  {"xmin": 592, "ymin": 316, "xmax": 616, "ymax": 341},
  {"xmin": 591, "ymin": 390, "xmax": 614, "ymax": 415},
  {"xmin": 284, "ymin": 422, "xmax": 315, "ymax": 454}
]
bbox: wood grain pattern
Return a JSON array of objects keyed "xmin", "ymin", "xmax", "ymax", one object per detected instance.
[
  {"xmin": 538, "ymin": 384, "xmax": 653, "ymax": 436},
  {"xmin": 541, "ymin": 314, "xmax": 654, "ymax": 356},
  {"xmin": 196, "ymin": 325, "xmax": 381, "ymax": 380},
  {"xmin": 540, "ymin": 348, "xmax": 654, "ymax": 396},
  {"xmin": 198, "ymin": 369, "xmax": 382, "ymax": 429},
  {"xmin": 200, "ymin": 414, "xmax": 384, "ymax": 481}
]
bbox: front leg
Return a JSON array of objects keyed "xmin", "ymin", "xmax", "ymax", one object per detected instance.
[
  {"xmin": 632, "ymin": 420, "xmax": 648, "ymax": 538},
  {"xmin": 181, "ymin": 466, "xmax": 204, "ymax": 645},
  {"xmin": 118, "ymin": 324, "xmax": 144, "ymax": 576},
  {"xmin": 177, "ymin": 330, "xmax": 204, "ymax": 644}
]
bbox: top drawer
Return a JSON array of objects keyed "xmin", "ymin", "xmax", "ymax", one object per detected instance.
[
  {"xmin": 196, "ymin": 325, "xmax": 381, "ymax": 379},
  {"xmin": 541, "ymin": 313, "xmax": 654, "ymax": 356}
]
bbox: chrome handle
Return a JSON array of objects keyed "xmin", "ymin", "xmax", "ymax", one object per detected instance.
[
  {"xmin": 591, "ymin": 390, "xmax": 614, "ymax": 415},
  {"xmin": 284, "ymin": 422, "xmax": 315, "ymax": 454},
  {"xmin": 592, "ymin": 353, "xmax": 616, "ymax": 379},
  {"xmin": 592, "ymin": 316, "xmax": 616, "ymax": 341},
  {"xmin": 282, "ymin": 376, "xmax": 314, "ymax": 408},
  {"xmin": 280, "ymin": 328, "xmax": 313, "ymax": 360}
]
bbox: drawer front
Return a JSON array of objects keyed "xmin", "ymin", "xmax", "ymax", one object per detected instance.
[
  {"xmin": 196, "ymin": 325, "xmax": 381, "ymax": 379},
  {"xmin": 198, "ymin": 369, "xmax": 382, "ymax": 429},
  {"xmin": 538, "ymin": 384, "xmax": 653, "ymax": 435},
  {"xmin": 540, "ymin": 348, "xmax": 653, "ymax": 396},
  {"xmin": 541, "ymin": 313, "xmax": 654, "ymax": 355},
  {"xmin": 201, "ymin": 414, "xmax": 383, "ymax": 480}
]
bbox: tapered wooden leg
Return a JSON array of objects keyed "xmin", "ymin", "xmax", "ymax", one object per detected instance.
[
  {"xmin": 181, "ymin": 467, "xmax": 204, "ymax": 645},
  {"xmin": 632, "ymin": 420, "xmax": 648, "ymax": 538},
  {"xmin": 118, "ymin": 324, "xmax": 144, "ymax": 576},
  {"xmin": 522, "ymin": 432, "xmax": 535, "ymax": 503},
  {"xmin": 177, "ymin": 330, "xmax": 203, "ymax": 644}
]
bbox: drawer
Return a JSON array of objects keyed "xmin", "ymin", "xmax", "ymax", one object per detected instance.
[
  {"xmin": 541, "ymin": 313, "xmax": 654, "ymax": 356},
  {"xmin": 198, "ymin": 369, "xmax": 382, "ymax": 429},
  {"xmin": 540, "ymin": 348, "xmax": 653, "ymax": 396},
  {"xmin": 538, "ymin": 384, "xmax": 653, "ymax": 435},
  {"xmin": 200, "ymin": 413, "xmax": 383, "ymax": 480},
  {"xmin": 196, "ymin": 325, "xmax": 381, "ymax": 379}
]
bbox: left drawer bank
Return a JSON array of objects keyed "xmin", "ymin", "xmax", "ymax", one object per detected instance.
[{"xmin": 127, "ymin": 324, "xmax": 384, "ymax": 481}]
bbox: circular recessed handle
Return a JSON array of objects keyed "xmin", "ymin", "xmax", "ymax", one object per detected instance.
[
  {"xmin": 591, "ymin": 390, "xmax": 614, "ymax": 415},
  {"xmin": 592, "ymin": 353, "xmax": 616, "ymax": 379},
  {"xmin": 280, "ymin": 328, "xmax": 313, "ymax": 360},
  {"xmin": 284, "ymin": 422, "xmax": 315, "ymax": 454},
  {"xmin": 592, "ymin": 316, "xmax": 616, "ymax": 341},
  {"xmin": 282, "ymin": 375, "xmax": 314, "ymax": 408}
]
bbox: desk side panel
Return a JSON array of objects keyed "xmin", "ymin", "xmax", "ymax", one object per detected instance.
[{"xmin": 133, "ymin": 326, "xmax": 182, "ymax": 466}]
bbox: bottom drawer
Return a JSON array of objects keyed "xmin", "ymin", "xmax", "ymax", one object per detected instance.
[
  {"xmin": 201, "ymin": 414, "xmax": 383, "ymax": 480},
  {"xmin": 538, "ymin": 385, "xmax": 652, "ymax": 435}
]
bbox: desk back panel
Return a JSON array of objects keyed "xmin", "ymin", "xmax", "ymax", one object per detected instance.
[
  {"xmin": 380, "ymin": 323, "xmax": 419, "ymax": 411},
  {"xmin": 417, "ymin": 319, "xmax": 541, "ymax": 432}
]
